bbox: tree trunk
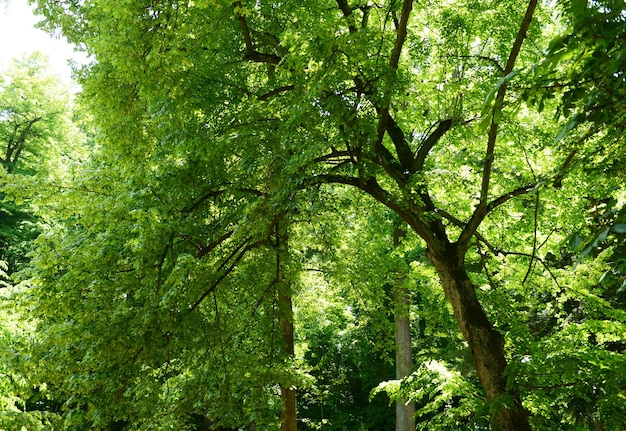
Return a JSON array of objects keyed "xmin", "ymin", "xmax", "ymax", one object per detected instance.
[
  {"xmin": 277, "ymin": 224, "xmax": 297, "ymax": 431},
  {"xmin": 279, "ymin": 287, "xmax": 297, "ymax": 431},
  {"xmin": 426, "ymin": 244, "xmax": 530, "ymax": 431},
  {"xmin": 393, "ymin": 226, "xmax": 415, "ymax": 431},
  {"xmin": 394, "ymin": 284, "xmax": 415, "ymax": 431}
]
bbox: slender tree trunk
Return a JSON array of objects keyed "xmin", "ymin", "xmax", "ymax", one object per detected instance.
[
  {"xmin": 394, "ymin": 284, "xmax": 415, "ymax": 431},
  {"xmin": 426, "ymin": 244, "xmax": 530, "ymax": 431},
  {"xmin": 393, "ymin": 226, "xmax": 415, "ymax": 431},
  {"xmin": 278, "ymin": 288, "xmax": 297, "ymax": 431},
  {"xmin": 276, "ymin": 224, "xmax": 297, "ymax": 431}
]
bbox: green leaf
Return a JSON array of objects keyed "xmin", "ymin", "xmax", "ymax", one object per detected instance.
[{"xmin": 611, "ymin": 224, "xmax": 626, "ymax": 234}]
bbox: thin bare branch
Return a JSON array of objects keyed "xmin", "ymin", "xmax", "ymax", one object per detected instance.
[
  {"xmin": 522, "ymin": 190, "xmax": 540, "ymax": 285},
  {"xmin": 189, "ymin": 236, "xmax": 271, "ymax": 312}
]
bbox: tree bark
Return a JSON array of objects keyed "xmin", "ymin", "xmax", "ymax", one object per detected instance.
[
  {"xmin": 394, "ymin": 284, "xmax": 415, "ymax": 431},
  {"xmin": 393, "ymin": 226, "xmax": 416, "ymax": 431},
  {"xmin": 426, "ymin": 244, "xmax": 531, "ymax": 431},
  {"xmin": 279, "ymin": 286, "xmax": 297, "ymax": 431},
  {"xmin": 276, "ymin": 224, "xmax": 297, "ymax": 431}
]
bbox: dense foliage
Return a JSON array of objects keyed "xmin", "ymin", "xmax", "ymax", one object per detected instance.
[
  {"xmin": 0, "ymin": 53, "xmax": 79, "ymax": 273},
  {"xmin": 0, "ymin": 53, "xmax": 80, "ymax": 430},
  {"xmin": 0, "ymin": 0, "xmax": 624, "ymax": 430}
]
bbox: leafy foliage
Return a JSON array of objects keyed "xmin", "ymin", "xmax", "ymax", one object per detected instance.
[{"xmin": 6, "ymin": 0, "xmax": 626, "ymax": 430}]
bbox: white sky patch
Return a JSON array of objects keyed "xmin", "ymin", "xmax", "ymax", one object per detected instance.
[{"xmin": 0, "ymin": 0, "xmax": 87, "ymax": 83}]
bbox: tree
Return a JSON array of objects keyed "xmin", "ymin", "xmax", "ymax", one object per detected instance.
[
  {"xmin": 23, "ymin": 0, "xmax": 626, "ymax": 430},
  {"xmin": 0, "ymin": 52, "xmax": 79, "ymax": 273},
  {"xmin": 0, "ymin": 53, "xmax": 80, "ymax": 431},
  {"xmin": 0, "ymin": 52, "xmax": 73, "ymax": 175}
]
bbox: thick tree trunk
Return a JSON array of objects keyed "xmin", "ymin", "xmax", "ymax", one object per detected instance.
[
  {"xmin": 426, "ymin": 244, "xmax": 530, "ymax": 431},
  {"xmin": 393, "ymin": 225, "xmax": 415, "ymax": 431}
]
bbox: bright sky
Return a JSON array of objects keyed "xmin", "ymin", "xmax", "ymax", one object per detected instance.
[{"xmin": 0, "ymin": 0, "xmax": 87, "ymax": 83}]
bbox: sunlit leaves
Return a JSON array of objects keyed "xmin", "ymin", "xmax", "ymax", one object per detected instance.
[{"xmin": 14, "ymin": 0, "xmax": 626, "ymax": 429}]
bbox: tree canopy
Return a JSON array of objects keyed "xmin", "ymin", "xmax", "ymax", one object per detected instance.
[{"xmin": 5, "ymin": 0, "xmax": 626, "ymax": 430}]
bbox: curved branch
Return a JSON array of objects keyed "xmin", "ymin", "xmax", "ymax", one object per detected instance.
[
  {"xmin": 233, "ymin": 1, "xmax": 281, "ymax": 64},
  {"xmin": 307, "ymin": 173, "xmax": 441, "ymax": 246},
  {"xmin": 196, "ymin": 230, "xmax": 235, "ymax": 259},
  {"xmin": 522, "ymin": 190, "xmax": 540, "ymax": 285},
  {"xmin": 184, "ymin": 187, "xmax": 265, "ymax": 214},
  {"xmin": 486, "ymin": 184, "xmax": 535, "ymax": 212},
  {"xmin": 385, "ymin": 112, "xmax": 414, "ymax": 171},
  {"xmin": 313, "ymin": 148, "xmax": 354, "ymax": 164},
  {"xmin": 438, "ymin": 208, "xmax": 561, "ymax": 289},
  {"xmin": 336, "ymin": 0, "xmax": 357, "ymax": 33},
  {"xmin": 371, "ymin": 0, "xmax": 414, "ymax": 182},
  {"xmin": 413, "ymin": 119, "xmax": 453, "ymax": 172}
]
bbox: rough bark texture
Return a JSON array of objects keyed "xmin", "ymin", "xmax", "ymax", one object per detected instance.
[{"xmin": 426, "ymin": 244, "xmax": 531, "ymax": 431}]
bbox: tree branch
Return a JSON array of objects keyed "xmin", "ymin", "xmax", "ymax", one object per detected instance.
[
  {"xmin": 372, "ymin": 119, "xmax": 409, "ymax": 186},
  {"xmin": 233, "ymin": 1, "xmax": 281, "ymax": 64},
  {"xmin": 385, "ymin": 113, "xmax": 414, "ymax": 172},
  {"xmin": 258, "ymin": 85, "xmax": 294, "ymax": 101},
  {"xmin": 479, "ymin": 0, "xmax": 537, "ymax": 207},
  {"xmin": 486, "ymin": 184, "xmax": 535, "ymax": 212},
  {"xmin": 184, "ymin": 187, "xmax": 265, "ymax": 214},
  {"xmin": 413, "ymin": 119, "xmax": 453, "ymax": 172},
  {"xmin": 459, "ymin": 0, "xmax": 538, "ymax": 248},
  {"xmin": 522, "ymin": 189, "xmax": 540, "ymax": 285},
  {"xmin": 189, "ymin": 235, "xmax": 270, "ymax": 312},
  {"xmin": 196, "ymin": 230, "xmax": 235, "ymax": 259},
  {"xmin": 371, "ymin": 0, "xmax": 414, "ymax": 184},
  {"xmin": 389, "ymin": 0, "xmax": 413, "ymax": 70},
  {"xmin": 308, "ymin": 173, "xmax": 442, "ymax": 246},
  {"xmin": 336, "ymin": 0, "xmax": 357, "ymax": 33},
  {"xmin": 313, "ymin": 148, "xmax": 354, "ymax": 164}
]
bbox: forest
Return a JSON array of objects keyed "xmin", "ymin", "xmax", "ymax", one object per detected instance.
[{"xmin": 0, "ymin": 0, "xmax": 625, "ymax": 430}]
